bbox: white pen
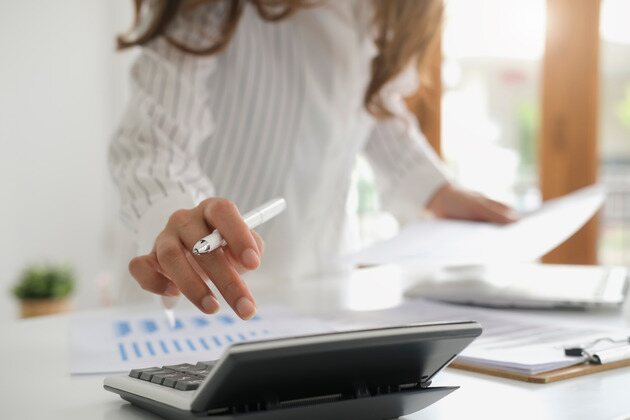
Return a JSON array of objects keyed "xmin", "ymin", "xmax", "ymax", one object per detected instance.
[
  {"xmin": 162, "ymin": 198, "xmax": 286, "ymax": 327},
  {"xmin": 192, "ymin": 197, "xmax": 286, "ymax": 255}
]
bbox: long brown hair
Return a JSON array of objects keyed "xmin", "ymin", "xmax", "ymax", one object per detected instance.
[{"xmin": 118, "ymin": 0, "xmax": 443, "ymax": 118}]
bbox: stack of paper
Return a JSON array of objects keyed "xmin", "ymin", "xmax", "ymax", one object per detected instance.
[
  {"xmin": 330, "ymin": 299, "xmax": 629, "ymax": 375},
  {"xmin": 345, "ymin": 185, "xmax": 605, "ymax": 267}
]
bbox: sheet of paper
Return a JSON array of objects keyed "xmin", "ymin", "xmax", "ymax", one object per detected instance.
[
  {"xmin": 345, "ymin": 185, "xmax": 605, "ymax": 266},
  {"xmin": 70, "ymin": 305, "xmax": 331, "ymax": 374},
  {"xmin": 330, "ymin": 298, "xmax": 629, "ymax": 375}
]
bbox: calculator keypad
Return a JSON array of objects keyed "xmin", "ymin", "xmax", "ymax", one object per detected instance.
[{"xmin": 129, "ymin": 361, "xmax": 215, "ymax": 391}]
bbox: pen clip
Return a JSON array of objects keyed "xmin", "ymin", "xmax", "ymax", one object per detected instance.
[{"xmin": 193, "ymin": 239, "xmax": 210, "ymax": 255}]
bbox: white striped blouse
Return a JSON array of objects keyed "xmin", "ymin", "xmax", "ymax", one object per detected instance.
[{"xmin": 109, "ymin": 0, "xmax": 448, "ymax": 285}]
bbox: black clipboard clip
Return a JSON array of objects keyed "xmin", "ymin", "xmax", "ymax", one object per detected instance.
[{"xmin": 564, "ymin": 336, "xmax": 630, "ymax": 364}]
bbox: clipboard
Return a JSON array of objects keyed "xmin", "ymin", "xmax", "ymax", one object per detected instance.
[{"xmin": 449, "ymin": 358, "xmax": 630, "ymax": 384}]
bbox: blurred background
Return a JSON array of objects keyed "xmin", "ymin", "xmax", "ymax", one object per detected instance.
[
  {"xmin": 0, "ymin": 1, "xmax": 135, "ymax": 319},
  {"xmin": 0, "ymin": 0, "xmax": 628, "ymax": 320}
]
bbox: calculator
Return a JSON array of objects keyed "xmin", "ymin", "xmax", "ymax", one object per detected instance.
[{"xmin": 104, "ymin": 321, "xmax": 481, "ymax": 420}]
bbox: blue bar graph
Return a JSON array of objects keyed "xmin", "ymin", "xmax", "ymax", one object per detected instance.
[
  {"xmin": 173, "ymin": 339, "xmax": 182, "ymax": 352},
  {"xmin": 192, "ymin": 316, "xmax": 210, "ymax": 327},
  {"xmin": 109, "ymin": 312, "xmax": 282, "ymax": 365},
  {"xmin": 186, "ymin": 339, "xmax": 196, "ymax": 351},
  {"xmin": 132, "ymin": 342, "xmax": 142, "ymax": 358},
  {"xmin": 199, "ymin": 337, "xmax": 209, "ymax": 350},
  {"xmin": 114, "ymin": 321, "xmax": 131, "ymax": 337},
  {"xmin": 118, "ymin": 343, "xmax": 128, "ymax": 361},
  {"xmin": 146, "ymin": 341, "xmax": 156, "ymax": 356},
  {"xmin": 218, "ymin": 315, "xmax": 235, "ymax": 325},
  {"xmin": 141, "ymin": 319, "xmax": 158, "ymax": 333}
]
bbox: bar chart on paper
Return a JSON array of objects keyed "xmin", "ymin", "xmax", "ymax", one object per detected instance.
[{"xmin": 70, "ymin": 306, "xmax": 331, "ymax": 374}]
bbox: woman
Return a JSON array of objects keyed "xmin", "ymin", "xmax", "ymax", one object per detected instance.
[{"xmin": 110, "ymin": 0, "xmax": 515, "ymax": 320}]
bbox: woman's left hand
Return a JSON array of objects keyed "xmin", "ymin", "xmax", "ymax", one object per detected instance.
[{"xmin": 426, "ymin": 184, "xmax": 518, "ymax": 224}]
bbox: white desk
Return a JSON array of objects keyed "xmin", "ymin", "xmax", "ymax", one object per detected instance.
[{"xmin": 2, "ymin": 265, "xmax": 630, "ymax": 420}]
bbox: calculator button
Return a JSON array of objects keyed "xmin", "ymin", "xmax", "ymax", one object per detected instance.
[
  {"xmin": 192, "ymin": 368, "xmax": 211, "ymax": 377},
  {"xmin": 163, "ymin": 363, "xmax": 199, "ymax": 374},
  {"xmin": 196, "ymin": 361, "xmax": 216, "ymax": 369},
  {"xmin": 174, "ymin": 378, "xmax": 204, "ymax": 391},
  {"xmin": 140, "ymin": 368, "xmax": 172, "ymax": 381},
  {"xmin": 129, "ymin": 367, "xmax": 161, "ymax": 379},
  {"xmin": 162, "ymin": 373, "xmax": 192, "ymax": 388},
  {"xmin": 150, "ymin": 372, "xmax": 182, "ymax": 385}
]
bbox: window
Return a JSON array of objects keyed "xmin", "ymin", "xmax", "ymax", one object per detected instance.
[
  {"xmin": 441, "ymin": 0, "xmax": 546, "ymax": 210},
  {"xmin": 599, "ymin": 0, "xmax": 630, "ymax": 266}
]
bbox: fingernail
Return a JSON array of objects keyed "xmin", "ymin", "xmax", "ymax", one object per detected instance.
[
  {"xmin": 241, "ymin": 248, "xmax": 260, "ymax": 269},
  {"xmin": 164, "ymin": 283, "xmax": 179, "ymax": 296},
  {"xmin": 236, "ymin": 297, "xmax": 256, "ymax": 320},
  {"xmin": 201, "ymin": 295, "xmax": 219, "ymax": 314}
]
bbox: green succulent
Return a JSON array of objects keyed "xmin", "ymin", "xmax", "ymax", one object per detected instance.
[{"xmin": 12, "ymin": 264, "xmax": 75, "ymax": 300}]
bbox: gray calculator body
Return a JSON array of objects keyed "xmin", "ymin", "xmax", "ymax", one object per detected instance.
[{"xmin": 104, "ymin": 321, "xmax": 481, "ymax": 419}]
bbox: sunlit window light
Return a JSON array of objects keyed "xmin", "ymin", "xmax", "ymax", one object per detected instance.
[
  {"xmin": 601, "ymin": 0, "xmax": 630, "ymax": 45},
  {"xmin": 443, "ymin": 0, "xmax": 547, "ymax": 60}
]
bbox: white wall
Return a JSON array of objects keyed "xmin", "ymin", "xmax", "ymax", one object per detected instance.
[{"xmin": 0, "ymin": 1, "xmax": 135, "ymax": 320}]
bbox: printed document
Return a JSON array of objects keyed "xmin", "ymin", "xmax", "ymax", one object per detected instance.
[
  {"xmin": 330, "ymin": 298, "xmax": 630, "ymax": 375},
  {"xmin": 346, "ymin": 185, "xmax": 605, "ymax": 266},
  {"xmin": 70, "ymin": 305, "xmax": 331, "ymax": 374}
]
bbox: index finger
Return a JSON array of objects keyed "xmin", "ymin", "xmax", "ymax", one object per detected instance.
[
  {"xmin": 202, "ymin": 199, "xmax": 261, "ymax": 269},
  {"xmin": 155, "ymin": 236, "xmax": 220, "ymax": 314}
]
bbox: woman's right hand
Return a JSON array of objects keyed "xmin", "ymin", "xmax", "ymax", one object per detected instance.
[{"xmin": 128, "ymin": 198, "xmax": 264, "ymax": 320}]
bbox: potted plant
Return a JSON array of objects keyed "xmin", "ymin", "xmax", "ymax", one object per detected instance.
[{"xmin": 12, "ymin": 264, "xmax": 75, "ymax": 318}]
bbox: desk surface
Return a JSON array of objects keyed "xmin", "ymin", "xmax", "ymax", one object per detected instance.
[{"xmin": 3, "ymin": 265, "xmax": 630, "ymax": 420}]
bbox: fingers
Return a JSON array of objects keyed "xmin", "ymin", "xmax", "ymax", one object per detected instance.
[
  {"xmin": 426, "ymin": 184, "xmax": 516, "ymax": 224},
  {"xmin": 173, "ymin": 217, "xmax": 217, "ymax": 276},
  {"xmin": 202, "ymin": 199, "xmax": 261, "ymax": 270},
  {"xmin": 177, "ymin": 219, "xmax": 257, "ymax": 318},
  {"xmin": 203, "ymin": 249, "xmax": 257, "ymax": 319},
  {"xmin": 251, "ymin": 230, "xmax": 265, "ymax": 256},
  {"xmin": 128, "ymin": 253, "xmax": 180, "ymax": 296},
  {"xmin": 159, "ymin": 211, "xmax": 258, "ymax": 318},
  {"xmin": 223, "ymin": 230, "xmax": 266, "ymax": 274},
  {"xmin": 129, "ymin": 198, "xmax": 264, "ymax": 319},
  {"xmin": 480, "ymin": 198, "xmax": 518, "ymax": 224},
  {"xmin": 155, "ymin": 236, "xmax": 220, "ymax": 314},
  {"xmin": 486, "ymin": 198, "xmax": 512, "ymax": 213}
]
